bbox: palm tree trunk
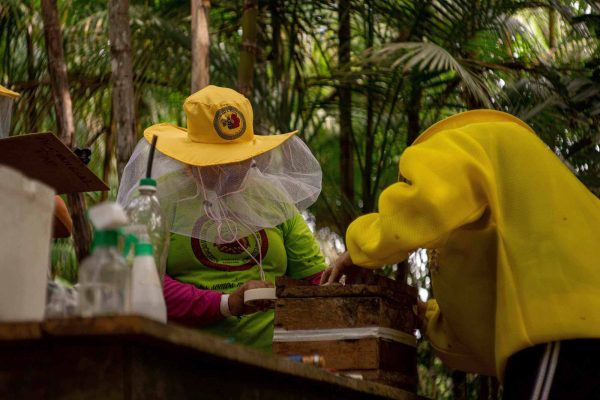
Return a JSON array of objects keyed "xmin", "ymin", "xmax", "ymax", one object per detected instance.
[
  {"xmin": 191, "ymin": 0, "xmax": 210, "ymax": 93},
  {"xmin": 363, "ymin": 0, "xmax": 374, "ymax": 213},
  {"xmin": 270, "ymin": 0, "xmax": 282, "ymax": 83},
  {"xmin": 548, "ymin": 8, "xmax": 556, "ymax": 50},
  {"xmin": 101, "ymin": 122, "xmax": 114, "ymax": 202},
  {"xmin": 26, "ymin": 1, "xmax": 38, "ymax": 133},
  {"xmin": 41, "ymin": 0, "xmax": 74, "ymax": 146},
  {"xmin": 338, "ymin": 0, "xmax": 354, "ymax": 226},
  {"xmin": 108, "ymin": 0, "xmax": 136, "ymax": 180},
  {"xmin": 41, "ymin": 0, "xmax": 91, "ymax": 261},
  {"xmin": 406, "ymin": 76, "xmax": 422, "ymax": 145},
  {"xmin": 269, "ymin": 0, "xmax": 286, "ymax": 135},
  {"xmin": 237, "ymin": 0, "xmax": 258, "ymax": 98}
]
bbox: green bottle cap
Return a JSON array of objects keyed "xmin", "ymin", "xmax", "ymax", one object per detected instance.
[
  {"xmin": 140, "ymin": 178, "xmax": 157, "ymax": 187},
  {"xmin": 135, "ymin": 242, "xmax": 154, "ymax": 256},
  {"xmin": 92, "ymin": 230, "xmax": 119, "ymax": 248},
  {"xmin": 122, "ymin": 233, "xmax": 138, "ymax": 258}
]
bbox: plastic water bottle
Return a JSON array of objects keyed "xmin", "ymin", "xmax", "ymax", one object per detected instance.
[
  {"xmin": 124, "ymin": 178, "xmax": 168, "ymax": 282},
  {"xmin": 79, "ymin": 203, "xmax": 130, "ymax": 316},
  {"xmin": 130, "ymin": 235, "xmax": 167, "ymax": 323}
]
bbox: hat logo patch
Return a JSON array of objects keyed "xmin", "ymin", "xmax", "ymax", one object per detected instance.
[{"xmin": 213, "ymin": 106, "xmax": 246, "ymax": 140}]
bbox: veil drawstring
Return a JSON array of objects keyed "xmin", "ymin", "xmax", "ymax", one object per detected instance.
[{"xmin": 195, "ymin": 166, "xmax": 266, "ymax": 281}]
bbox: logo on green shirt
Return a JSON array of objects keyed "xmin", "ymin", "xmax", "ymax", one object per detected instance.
[{"xmin": 190, "ymin": 216, "xmax": 269, "ymax": 271}]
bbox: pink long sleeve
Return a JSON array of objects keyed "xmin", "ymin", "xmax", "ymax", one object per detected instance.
[
  {"xmin": 163, "ymin": 275, "xmax": 224, "ymax": 326},
  {"xmin": 304, "ymin": 271, "xmax": 323, "ymax": 285},
  {"xmin": 164, "ymin": 271, "xmax": 323, "ymax": 327}
]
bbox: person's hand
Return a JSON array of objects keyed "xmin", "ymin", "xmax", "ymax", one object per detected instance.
[
  {"xmin": 320, "ymin": 252, "xmax": 371, "ymax": 285},
  {"xmin": 228, "ymin": 280, "xmax": 274, "ymax": 316}
]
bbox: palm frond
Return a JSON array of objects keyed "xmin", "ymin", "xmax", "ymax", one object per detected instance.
[{"xmin": 373, "ymin": 41, "xmax": 492, "ymax": 107}]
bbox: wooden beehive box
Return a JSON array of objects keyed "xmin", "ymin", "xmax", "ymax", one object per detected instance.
[{"xmin": 273, "ymin": 276, "xmax": 418, "ymax": 391}]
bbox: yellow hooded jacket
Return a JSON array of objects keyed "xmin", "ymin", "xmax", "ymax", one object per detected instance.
[{"xmin": 346, "ymin": 110, "xmax": 600, "ymax": 378}]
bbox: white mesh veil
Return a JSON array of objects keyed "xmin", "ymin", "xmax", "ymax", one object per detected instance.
[{"xmin": 117, "ymin": 136, "xmax": 322, "ymax": 244}]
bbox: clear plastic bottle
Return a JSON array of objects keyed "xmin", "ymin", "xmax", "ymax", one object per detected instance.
[
  {"xmin": 124, "ymin": 178, "xmax": 169, "ymax": 282},
  {"xmin": 79, "ymin": 229, "xmax": 130, "ymax": 316},
  {"xmin": 131, "ymin": 236, "xmax": 167, "ymax": 323}
]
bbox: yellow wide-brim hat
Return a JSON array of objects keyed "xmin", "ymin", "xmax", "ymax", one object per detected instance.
[
  {"xmin": 0, "ymin": 84, "xmax": 20, "ymax": 99},
  {"xmin": 144, "ymin": 85, "xmax": 297, "ymax": 166}
]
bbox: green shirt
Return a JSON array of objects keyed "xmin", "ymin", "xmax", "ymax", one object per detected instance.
[{"xmin": 166, "ymin": 213, "xmax": 327, "ymax": 351}]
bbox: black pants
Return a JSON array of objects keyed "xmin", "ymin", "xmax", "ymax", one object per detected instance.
[{"xmin": 503, "ymin": 340, "xmax": 600, "ymax": 400}]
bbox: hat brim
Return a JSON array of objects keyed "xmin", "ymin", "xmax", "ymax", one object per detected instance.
[
  {"xmin": 0, "ymin": 85, "xmax": 20, "ymax": 99},
  {"xmin": 144, "ymin": 123, "xmax": 298, "ymax": 166}
]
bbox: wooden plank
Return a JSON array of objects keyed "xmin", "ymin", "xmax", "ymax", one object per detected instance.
[
  {"xmin": 0, "ymin": 133, "xmax": 108, "ymax": 194},
  {"xmin": 0, "ymin": 339, "xmax": 126, "ymax": 400},
  {"xmin": 0, "ymin": 321, "xmax": 41, "ymax": 340},
  {"xmin": 274, "ymin": 338, "xmax": 381, "ymax": 370},
  {"xmin": 273, "ymin": 339, "xmax": 416, "ymax": 373},
  {"xmin": 49, "ymin": 341, "xmax": 126, "ymax": 399},
  {"xmin": 0, "ymin": 341, "xmax": 49, "ymax": 399},
  {"xmin": 128, "ymin": 342, "xmax": 405, "ymax": 400},
  {"xmin": 0, "ymin": 317, "xmax": 418, "ymax": 400},
  {"xmin": 273, "ymin": 339, "xmax": 417, "ymax": 391},
  {"xmin": 275, "ymin": 297, "xmax": 415, "ymax": 332},
  {"xmin": 43, "ymin": 316, "xmax": 153, "ymax": 336},
  {"xmin": 345, "ymin": 369, "xmax": 418, "ymax": 392},
  {"xmin": 276, "ymin": 277, "xmax": 417, "ymax": 305}
]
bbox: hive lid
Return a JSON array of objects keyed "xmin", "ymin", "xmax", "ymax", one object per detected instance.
[
  {"xmin": 275, "ymin": 276, "xmax": 417, "ymax": 303},
  {"xmin": 0, "ymin": 132, "xmax": 108, "ymax": 194}
]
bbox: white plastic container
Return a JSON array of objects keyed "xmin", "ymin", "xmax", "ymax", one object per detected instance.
[
  {"xmin": 124, "ymin": 178, "xmax": 169, "ymax": 282},
  {"xmin": 130, "ymin": 240, "xmax": 167, "ymax": 323},
  {"xmin": 244, "ymin": 287, "xmax": 277, "ymax": 307},
  {"xmin": 0, "ymin": 165, "xmax": 54, "ymax": 321},
  {"xmin": 79, "ymin": 202, "xmax": 131, "ymax": 317}
]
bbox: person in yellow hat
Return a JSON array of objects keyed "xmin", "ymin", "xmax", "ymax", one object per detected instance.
[
  {"xmin": 322, "ymin": 110, "xmax": 600, "ymax": 398},
  {"xmin": 0, "ymin": 84, "xmax": 73, "ymax": 238},
  {"xmin": 118, "ymin": 85, "xmax": 327, "ymax": 351}
]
